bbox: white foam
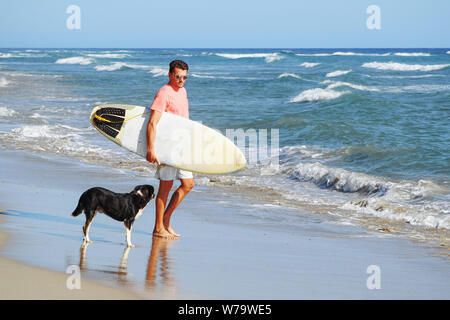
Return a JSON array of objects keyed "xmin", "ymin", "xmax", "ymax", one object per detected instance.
[
  {"xmin": 148, "ymin": 67, "xmax": 168, "ymax": 77},
  {"xmin": 362, "ymin": 61, "xmax": 450, "ymax": 71},
  {"xmin": 85, "ymin": 53, "xmax": 130, "ymax": 59},
  {"xmin": 0, "ymin": 107, "xmax": 17, "ymax": 117},
  {"xmin": 95, "ymin": 62, "xmax": 151, "ymax": 71},
  {"xmin": 280, "ymin": 145, "xmax": 328, "ymax": 161},
  {"xmin": 11, "ymin": 125, "xmax": 83, "ymax": 139},
  {"xmin": 0, "ymin": 53, "xmax": 15, "ymax": 58},
  {"xmin": 277, "ymin": 73, "xmax": 302, "ymax": 79},
  {"xmin": 326, "ymin": 70, "xmax": 352, "ymax": 78},
  {"xmin": 55, "ymin": 57, "xmax": 93, "ymax": 65},
  {"xmin": 393, "ymin": 52, "xmax": 431, "ymax": 57},
  {"xmin": 290, "ymin": 88, "xmax": 349, "ymax": 103},
  {"xmin": 392, "ymin": 84, "xmax": 450, "ymax": 93},
  {"xmin": 215, "ymin": 53, "xmax": 283, "ymax": 63},
  {"xmin": 191, "ymin": 73, "xmax": 240, "ymax": 80},
  {"xmin": 0, "ymin": 77, "xmax": 9, "ymax": 87},
  {"xmin": 322, "ymin": 80, "xmax": 380, "ymax": 92},
  {"xmin": 343, "ymin": 187, "xmax": 450, "ymax": 230},
  {"xmin": 296, "ymin": 52, "xmax": 390, "ymax": 57},
  {"xmin": 300, "ymin": 62, "xmax": 320, "ymax": 68},
  {"xmin": 0, "ymin": 51, "xmax": 49, "ymax": 58},
  {"xmin": 290, "ymin": 162, "xmax": 389, "ymax": 195},
  {"xmin": 296, "ymin": 53, "xmax": 332, "ymax": 57},
  {"xmin": 265, "ymin": 54, "xmax": 283, "ymax": 63},
  {"xmin": 368, "ymin": 74, "xmax": 443, "ymax": 79}
]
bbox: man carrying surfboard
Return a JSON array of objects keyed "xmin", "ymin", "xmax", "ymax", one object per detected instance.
[{"xmin": 146, "ymin": 60, "xmax": 194, "ymax": 239}]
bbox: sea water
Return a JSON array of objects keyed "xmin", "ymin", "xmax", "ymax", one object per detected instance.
[{"xmin": 0, "ymin": 48, "xmax": 449, "ymax": 245}]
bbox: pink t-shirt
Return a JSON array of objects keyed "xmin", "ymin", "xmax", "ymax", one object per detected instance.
[{"xmin": 150, "ymin": 84, "xmax": 189, "ymax": 119}]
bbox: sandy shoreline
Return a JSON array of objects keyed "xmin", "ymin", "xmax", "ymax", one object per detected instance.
[
  {"xmin": 0, "ymin": 214, "xmax": 141, "ymax": 299},
  {"xmin": 0, "ymin": 148, "xmax": 449, "ymax": 299}
]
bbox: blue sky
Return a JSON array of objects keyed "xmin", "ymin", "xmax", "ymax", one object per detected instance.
[{"xmin": 1, "ymin": 0, "xmax": 449, "ymax": 48}]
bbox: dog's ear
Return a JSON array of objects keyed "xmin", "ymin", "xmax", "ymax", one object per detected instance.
[{"xmin": 148, "ymin": 185, "xmax": 155, "ymax": 198}]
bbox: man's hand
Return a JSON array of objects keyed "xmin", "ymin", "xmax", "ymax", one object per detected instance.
[{"xmin": 146, "ymin": 149, "xmax": 160, "ymax": 166}]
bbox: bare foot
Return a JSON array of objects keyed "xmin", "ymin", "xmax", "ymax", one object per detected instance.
[
  {"xmin": 166, "ymin": 225, "xmax": 180, "ymax": 237},
  {"xmin": 153, "ymin": 229, "xmax": 178, "ymax": 240}
]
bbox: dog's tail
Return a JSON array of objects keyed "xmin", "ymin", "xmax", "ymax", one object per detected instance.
[{"xmin": 71, "ymin": 201, "xmax": 83, "ymax": 217}]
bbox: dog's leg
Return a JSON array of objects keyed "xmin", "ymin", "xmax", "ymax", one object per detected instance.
[
  {"xmin": 83, "ymin": 210, "xmax": 96, "ymax": 245},
  {"xmin": 124, "ymin": 220, "xmax": 135, "ymax": 248}
]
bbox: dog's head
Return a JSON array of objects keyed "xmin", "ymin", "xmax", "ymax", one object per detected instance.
[{"xmin": 132, "ymin": 185, "xmax": 155, "ymax": 208}]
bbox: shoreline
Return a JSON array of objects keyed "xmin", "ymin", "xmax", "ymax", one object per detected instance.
[
  {"xmin": 0, "ymin": 148, "xmax": 449, "ymax": 299},
  {"xmin": 0, "ymin": 214, "xmax": 142, "ymax": 299}
]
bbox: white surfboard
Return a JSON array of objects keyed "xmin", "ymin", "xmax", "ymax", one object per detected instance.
[{"xmin": 90, "ymin": 104, "xmax": 247, "ymax": 174}]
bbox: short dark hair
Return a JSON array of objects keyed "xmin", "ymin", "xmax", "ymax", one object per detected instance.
[{"xmin": 169, "ymin": 60, "xmax": 189, "ymax": 73}]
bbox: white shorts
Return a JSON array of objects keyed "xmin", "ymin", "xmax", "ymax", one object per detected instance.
[{"xmin": 155, "ymin": 165, "xmax": 193, "ymax": 181}]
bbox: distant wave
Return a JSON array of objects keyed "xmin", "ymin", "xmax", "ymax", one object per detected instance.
[
  {"xmin": 300, "ymin": 62, "xmax": 320, "ymax": 68},
  {"xmin": 277, "ymin": 73, "xmax": 302, "ymax": 79},
  {"xmin": 393, "ymin": 52, "xmax": 431, "ymax": 57},
  {"xmin": 326, "ymin": 70, "xmax": 352, "ymax": 78},
  {"xmin": 215, "ymin": 53, "xmax": 283, "ymax": 63},
  {"xmin": 148, "ymin": 67, "xmax": 168, "ymax": 77},
  {"xmin": 85, "ymin": 53, "xmax": 130, "ymax": 59},
  {"xmin": 389, "ymin": 84, "xmax": 450, "ymax": 93},
  {"xmin": 296, "ymin": 51, "xmax": 390, "ymax": 57},
  {"xmin": 55, "ymin": 57, "xmax": 93, "ymax": 65},
  {"xmin": 366, "ymin": 74, "xmax": 443, "ymax": 79},
  {"xmin": 290, "ymin": 88, "xmax": 349, "ymax": 103},
  {"xmin": 95, "ymin": 62, "xmax": 151, "ymax": 71},
  {"xmin": 191, "ymin": 73, "xmax": 240, "ymax": 80},
  {"xmin": 0, "ymin": 52, "xmax": 49, "ymax": 58},
  {"xmin": 362, "ymin": 61, "xmax": 450, "ymax": 71},
  {"xmin": 0, "ymin": 53, "xmax": 17, "ymax": 58},
  {"xmin": 322, "ymin": 80, "xmax": 380, "ymax": 92}
]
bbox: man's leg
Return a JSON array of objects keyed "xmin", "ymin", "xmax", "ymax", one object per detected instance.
[
  {"xmin": 153, "ymin": 179, "xmax": 177, "ymax": 239},
  {"xmin": 163, "ymin": 178, "xmax": 194, "ymax": 236}
]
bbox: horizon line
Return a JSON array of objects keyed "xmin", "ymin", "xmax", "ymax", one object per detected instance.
[{"xmin": 1, "ymin": 47, "xmax": 450, "ymax": 50}]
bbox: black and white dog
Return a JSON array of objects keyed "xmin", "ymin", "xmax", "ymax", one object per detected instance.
[{"xmin": 71, "ymin": 185, "xmax": 155, "ymax": 247}]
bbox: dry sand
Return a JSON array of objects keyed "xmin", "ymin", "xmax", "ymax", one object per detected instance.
[{"xmin": 0, "ymin": 214, "xmax": 141, "ymax": 299}]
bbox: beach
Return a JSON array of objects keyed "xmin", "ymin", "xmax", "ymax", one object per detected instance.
[
  {"xmin": 1, "ymin": 148, "xmax": 449, "ymax": 299},
  {"xmin": 0, "ymin": 47, "xmax": 449, "ymax": 300}
]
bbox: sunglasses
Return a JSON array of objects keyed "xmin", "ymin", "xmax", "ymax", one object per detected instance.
[{"xmin": 173, "ymin": 74, "xmax": 188, "ymax": 80}]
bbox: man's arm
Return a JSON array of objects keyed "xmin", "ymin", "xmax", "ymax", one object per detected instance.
[{"xmin": 146, "ymin": 110, "xmax": 162, "ymax": 165}]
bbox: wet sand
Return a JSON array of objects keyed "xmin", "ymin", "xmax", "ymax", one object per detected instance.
[{"xmin": 0, "ymin": 148, "xmax": 449, "ymax": 299}]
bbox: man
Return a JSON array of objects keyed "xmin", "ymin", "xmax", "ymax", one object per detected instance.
[{"xmin": 146, "ymin": 60, "xmax": 194, "ymax": 239}]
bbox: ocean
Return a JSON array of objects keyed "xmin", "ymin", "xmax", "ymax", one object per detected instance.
[{"xmin": 0, "ymin": 48, "xmax": 449, "ymax": 246}]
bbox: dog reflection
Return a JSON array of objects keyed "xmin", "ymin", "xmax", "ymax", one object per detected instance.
[
  {"xmin": 77, "ymin": 237, "xmax": 178, "ymax": 293},
  {"xmin": 78, "ymin": 243, "xmax": 132, "ymax": 285}
]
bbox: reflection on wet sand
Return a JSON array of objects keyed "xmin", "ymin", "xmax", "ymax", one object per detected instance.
[
  {"xmin": 146, "ymin": 236, "xmax": 177, "ymax": 295},
  {"xmin": 76, "ymin": 237, "xmax": 178, "ymax": 296},
  {"xmin": 78, "ymin": 243, "xmax": 132, "ymax": 286}
]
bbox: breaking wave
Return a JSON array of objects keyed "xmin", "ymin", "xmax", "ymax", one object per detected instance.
[{"xmin": 362, "ymin": 61, "xmax": 450, "ymax": 72}]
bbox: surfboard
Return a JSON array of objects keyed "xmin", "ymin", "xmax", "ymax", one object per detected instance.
[{"xmin": 90, "ymin": 104, "xmax": 247, "ymax": 174}]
